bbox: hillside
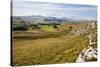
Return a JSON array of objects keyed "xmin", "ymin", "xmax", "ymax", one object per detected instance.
[{"xmin": 12, "ymin": 20, "xmax": 97, "ymax": 65}]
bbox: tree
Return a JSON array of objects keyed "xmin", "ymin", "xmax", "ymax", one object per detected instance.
[
  {"xmin": 53, "ymin": 24, "xmax": 58, "ymax": 29},
  {"xmin": 69, "ymin": 26, "xmax": 72, "ymax": 30}
]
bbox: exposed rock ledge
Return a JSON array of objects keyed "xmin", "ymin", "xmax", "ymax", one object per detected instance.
[
  {"xmin": 76, "ymin": 47, "xmax": 97, "ymax": 62},
  {"xmin": 76, "ymin": 33, "xmax": 97, "ymax": 63}
]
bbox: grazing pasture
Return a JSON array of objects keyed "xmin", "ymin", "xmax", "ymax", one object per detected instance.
[{"xmin": 12, "ymin": 22, "xmax": 97, "ymax": 66}]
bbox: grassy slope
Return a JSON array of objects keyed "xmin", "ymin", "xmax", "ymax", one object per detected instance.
[{"xmin": 12, "ymin": 31, "xmax": 89, "ymax": 66}]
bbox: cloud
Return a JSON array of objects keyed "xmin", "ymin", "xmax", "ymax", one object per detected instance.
[{"xmin": 12, "ymin": 0, "xmax": 97, "ymax": 20}]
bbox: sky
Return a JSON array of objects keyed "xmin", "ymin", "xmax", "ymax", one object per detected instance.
[{"xmin": 12, "ymin": 0, "xmax": 97, "ymax": 20}]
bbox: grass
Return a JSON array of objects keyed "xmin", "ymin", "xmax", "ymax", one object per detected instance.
[
  {"xmin": 12, "ymin": 22, "xmax": 97, "ymax": 66},
  {"xmin": 39, "ymin": 25, "xmax": 57, "ymax": 32},
  {"xmin": 12, "ymin": 31, "xmax": 89, "ymax": 66}
]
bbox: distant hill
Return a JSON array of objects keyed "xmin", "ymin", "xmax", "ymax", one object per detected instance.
[
  {"xmin": 12, "ymin": 15, "xmax": 97, "ymax": 24},
  {"xmin": 12, "ymin": 15, "xmax": 77, "ymax": 24}
]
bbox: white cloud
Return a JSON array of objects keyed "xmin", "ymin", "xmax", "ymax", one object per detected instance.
[{"xmin": 12, "ymin": 0, "xmax": 97, "ymax": 20}]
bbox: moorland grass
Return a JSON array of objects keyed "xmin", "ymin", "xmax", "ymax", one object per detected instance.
[{"xmin": 12, "ymin": 31, "xmax": 89, "ymax": 66}]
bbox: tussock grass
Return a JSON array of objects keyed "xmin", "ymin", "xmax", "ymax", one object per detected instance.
[
  {"xmin": 12, "ymin": 31, "xmax": 88, "ymax": 66},
  {"xmin": 12, "ymin": 22, "xmax": 97, "ymax": 66}
]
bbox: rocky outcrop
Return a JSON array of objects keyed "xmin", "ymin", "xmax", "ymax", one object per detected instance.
[
  {"xmin": 76, "ymin": 33, "xmax": 97, "ymax": 63},
  {"xmin": 76, "ymin": 47, "xmax": 97, "ymax": 62}
]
